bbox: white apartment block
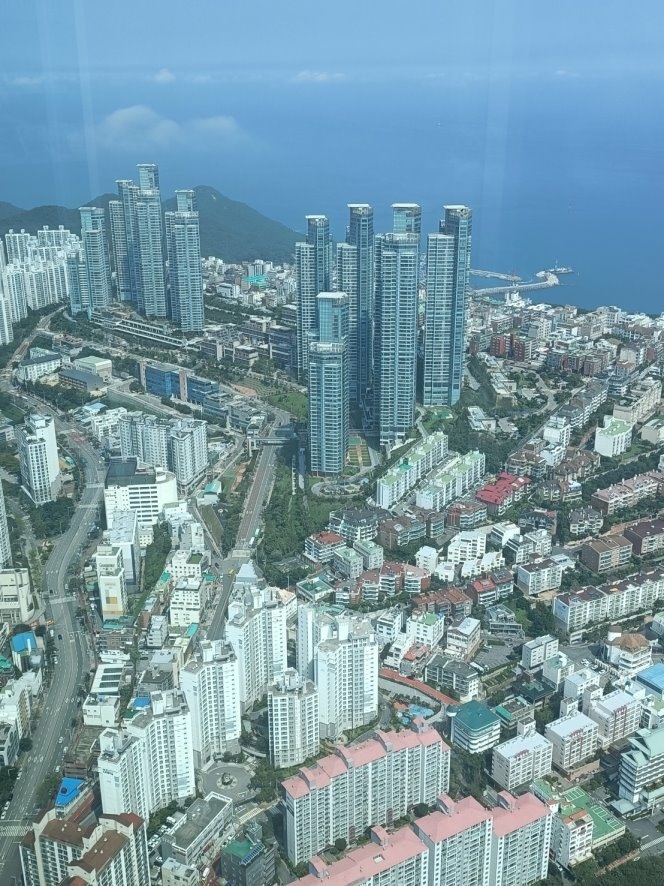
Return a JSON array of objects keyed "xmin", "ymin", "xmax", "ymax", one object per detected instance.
[
  {"xmin": 98, "ymin": 690, "xmax": 195, "ymax": 820},
  {"xmin": 445, "ymin": 616, "xmax": 482, "ymax": 660},
  {"xmin": 89, "ymin": 406, "xmax": 128, "ymax": 446},
  {"xmin": 406, "ymin": 611, "xmax": 445, "ymax": 647},
  {"xmin": 521, "ymin": 635, "xmax": 559, "ymax": 671},
  {"xmin": 20, "ymin": 808, "xmax": 149, "ymax": 886},
  {"xmin": 543, "ymin": 416, "xmax": 571, "ymax": 447},
  {"xmin": 594, "ymin": 417, "xmax": 633, "ymax": 458},
  {"xmin": 104, "ymin": 457, "xmax": 178, "ymax": 529},
  {"xmin": 447, "ymin": 530, "xmax": 487, "ymax": 564},
  {"xmin": 545, "ymin": 713, "xmax": 598, "ymax": 771},
  {"xmin": 119, "ymin": 412, "xmax": 208, "ymax": 492},
  {"xmin": 553, "ymin": 568, "xmax": 664, "ymax": 635},
  {"xmin": 168, "ymin": 577, "xmax": 208, "ymax": 628},
  {"xmin": 376, "ymin": 431, "xmax": 449, "ymax": 508},
  {"xmin": 564, "ymin": 667, "xmax": 600, "ymax": 701},
  {"xmin": 102, "ymin": 510, "xmax": 140, "ymax": 585},
  {"xmin": 413, "ymin": 795, "xmax": 492, "ymax": 886},
  {"xmin": 552, "ymin": 808, "xmax": 593, "ymax": 868},
  {"xmin": 16, "ymin": 414, "xmax": 60, "ymax": 505},
  {"xmin": 0, "ymin": 569, "xmax": 35, "ymax": 626},
  {"xmin": 268, "ymin": 668, "xmax": 319, "ymax": 769},
  {"xmin": 95, "ymin": 544, "xmax": 128, "ymax": 621},
  {"xmin": 180, "ymin": 640, "xmax": 241, "ymax": 769},
  {"xmin": 316, "ymin": 616, "xmax": 379, "ymax": 739},
  {"xmin": 168, "ymin": 548, "xmax": 208, "ymax": 581},
  {"xmin": 415, "ymin": 450, "xmax": 486, "ymax": 511},
  {"xmin": 492, "ymin": 732, "xmax": 554, "ymax": 791},
  {"xmin": 353, "ymin": 538, "xmax": 384, "ymax": 570},
  {"xmin": 225, "ymin": 585, "xmax": 287, "ymax": 710},
  {"xmin": 516, "ymin": 558, "xmax": 563, "ymax": 596},
  {"xmin": 490, "ymin": 791, "xmax": 553, "ymax": 886},
  {"xmin": 282, "ymin": 723, "xmax": 450, "ymax": 865},
  {"xmin": 585, "ymin": 687, "xmax": 644, "ymax": 748}
]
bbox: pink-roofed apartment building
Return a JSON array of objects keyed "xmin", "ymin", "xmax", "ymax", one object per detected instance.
[
  {"xmin": 282, "ymin": 723, "xmax": 450, "ymax": 864},
  {"xmin": 490, "ymin": 791, "xmax": 553, "ymax": 886},
  {"xmin": 294, "ymin": 790, "xmax": 552, "ymax": 886},
  {"xmin": 296, "ymin": 824, "xmax": 430, "ymax": 886}
]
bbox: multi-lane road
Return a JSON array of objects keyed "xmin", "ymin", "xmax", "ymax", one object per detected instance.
[{"xmin": 0, "ymin": 395, "xmax": 105, "ymax": 885}]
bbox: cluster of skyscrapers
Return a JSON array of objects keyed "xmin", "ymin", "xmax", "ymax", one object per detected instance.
[{"xmin": 300, "ymin": 203, "xmax": 472, "ymax": 473}]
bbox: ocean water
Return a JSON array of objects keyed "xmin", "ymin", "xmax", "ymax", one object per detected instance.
[{"xmin": 1, "ymin": 72, "xmax": 663, "ymax": 313}]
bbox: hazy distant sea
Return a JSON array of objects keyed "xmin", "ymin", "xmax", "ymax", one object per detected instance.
[{"xmin": 1, "ymin": 72, "xmax": 663, "ymax": 313}]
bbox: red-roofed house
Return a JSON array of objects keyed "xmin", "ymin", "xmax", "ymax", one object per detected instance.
[
  {"xmin": 304, "ymin": 531, "xmax": 345, "ymax": 564},
  {"xmin": 476, "ymin": 473, "xmax": 532, "ymax": 516}
]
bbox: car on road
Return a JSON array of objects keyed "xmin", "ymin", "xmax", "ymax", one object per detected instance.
[
  {"xmin": 58, "ymin": 634, "xmax": 62, "ymax": 640},
  {"xmin": 58, "ymin": 736, "xmax": 64, "ymax": 744}
]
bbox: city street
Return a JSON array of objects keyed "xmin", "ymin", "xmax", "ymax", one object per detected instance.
[{"xmin": 0, "ymin": 393, "xmax": 105, "ymax": 885}]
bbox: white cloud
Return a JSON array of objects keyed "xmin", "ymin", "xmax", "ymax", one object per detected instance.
[
  {"xmin": 94, "ymin": 105, "xmax": 248, "ymax": 153},
  {"xmin": 150, "ymin": 67, "xmax": 176, "ymax": 83},
  {"xmin": 293, "ymin": 69, "xmax": 346, "ymax": 84}
]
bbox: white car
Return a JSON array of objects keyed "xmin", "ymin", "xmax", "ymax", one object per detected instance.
[{"xmin": 58, "ymin": 736, "xmax": 64, "ymax": 744}]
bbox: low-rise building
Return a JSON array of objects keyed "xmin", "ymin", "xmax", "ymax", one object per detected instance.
[
  {"xmin": 521, "ymin": 635, "xmax": 559, "ymax": 671},
  {"xmin": 624, "ymin": 518, "xmax": 664, "ymax": 556},
  {"xmin": 445, "ymin": 616, "xmax": 482, "ymax": 660},
  {"xmin": 516, "ymin": 558, "xmax": 563, "ymax": 596},
  {"xmin": 585, "ymin": 686, "xmax": 644, "ymax": 748},
  {"xmin": 304, "ymin": 531, "xmax": 345, "ymax": 564},
  {"xmin": 594, "ymin": 416, "xmax": 633, "ymax": 458},
  {"xmin": 162, "ymin": 792, "xmax": 234, "ymax": 867},
  {"xmin": 569, "ymin": 506, "xmax": 604, "ymax": 537},
  {"xmin": 604, "ymin": 630, "xmax": 652, "ymax": 677},
  {"xmin": 425, "ymin": 655, "xmax": 481, "ymax": 702},
  {"xmin": 450, "ymin": 701, "xmax": 501, "ymax": 753}
]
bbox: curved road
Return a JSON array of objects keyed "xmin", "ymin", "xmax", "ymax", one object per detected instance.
[{"xmin": 0, "ymin": 397, "xmax": 105, "ymax": 885}]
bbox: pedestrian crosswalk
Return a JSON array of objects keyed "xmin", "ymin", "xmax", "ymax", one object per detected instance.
[
  {"xmin": 0, "ymin": 823, "xmax": 31, "ymax": 837},
  {"xmin": 642, "ymin": 834, "xmax": 664, "ymax": 850}
]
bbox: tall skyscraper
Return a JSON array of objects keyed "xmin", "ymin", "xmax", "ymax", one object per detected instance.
[
  {"xmin": 296, "ymin": 215, "xmax": 330, "ymax": 379},
  {"xmin": 308, "ymin": 292, "xmax": 349, "ymax": 475},
  {"xmin": 346, "ymin": 204, "xmax": 374, "ymax": 401},
  {"xmin": 0, "ymin": 481, "xmax": 11, "ymax": 569},
  {"xmin": 336, "ymin": 242, "xmax": 358, "ymax": 396},
  {"xmin": 392, "ymin": 203, "xmax": 422, "ymax": 235},
  {"xmin": 423, "ymin": 205, "xmax": 472, "ymax": 406},
  {"xmin": 79, "ymin": 206, "xmax": 112, "ymax": 310},
  {"xmin": 111, "ymin": 165, "xmax": 167, "ymax": 318},
  {"xmin": 16, "ymin": 414, "xmax": 60, "ymax": 505},
  {"xmin": 268, "ymin": 668, "xmax": 319, "ymax": 769},
  {"xmin": 165, "ymin": 190, "xmax": 204, "ymax": 331},
  {"xmin": 374, "ymin": 232, "xmax": 420, "ymax": 447}
]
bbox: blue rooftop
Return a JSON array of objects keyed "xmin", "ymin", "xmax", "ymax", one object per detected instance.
[
  {"xmin": 185, "ymin": 623, "xmax": 199, "ymax": 638},
  {"xmin": 637, "ymin": 662, "xmax": 664, "ymax": 693},
  {"xmin": 55, "ymin": 778, "xmax": 85, "ymax": 808},
  {"xmin": 11, "ymin": 632, "xmax": 37, "ymax": 655}
]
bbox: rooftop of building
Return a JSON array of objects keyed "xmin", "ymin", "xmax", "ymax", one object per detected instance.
[
  {"xmin": 414, "ymin": 795, "xmax": 490, "ymax": 842},
  {"xmin": 637, "ymin": 663, "xmax": 664, "ymax": 692},
  {"xmin": 166, "ymin": 793, "xmax": 231, "ymax": 851},
  {"xmin": 491, "ymin": 791, "xmax": 551, "ymax": 837},
  {"xmin": 494, "ymin": 731, "xmax": 551, "ymax": 757},
  {"xmin": 451, "ymin": 700, "xmax": 500, "ymax": 732},
  {"xmin": 546, "ymin": 711, "xmax": 597, "ymax": 738}
]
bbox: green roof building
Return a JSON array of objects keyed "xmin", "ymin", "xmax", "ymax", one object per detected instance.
[{"xmin": 449, "ymin": 700, "xmax": 501, "ymax": 753}]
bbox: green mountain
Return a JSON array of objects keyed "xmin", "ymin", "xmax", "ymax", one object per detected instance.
[{"xmin": 0, "ymin": 186, "xmax": 300, "ymax": 264}]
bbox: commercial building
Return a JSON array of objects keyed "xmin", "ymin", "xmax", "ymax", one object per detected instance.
[
  {"xmin": 95, "ymin": 545, "xmax": 128, "ymax": 621},
  {"xmin": 308, "ymin": 292, "xmax": 349, "ymax": 475},
  {"xmin": 422, "ymin": 205, "xmax": 472, "ymax": 407},
  {"xmin": 282, "ymin": 723, "xmax": 450, "ymax": 864},
  {"xmin": 165, "ymin": 191, "xmax": 204, "ymax": 332},
  {"xmin": 0, "ymin": 569, "xmax": 34, "ymax": 625},
  {"xmin": 619, "ymin": 724, "xmax": 664, "ymax": 812},
  {"xmin": 16, "ymin": 413, "xmax": 60, "ymax": 504},
  {"xmin": 491, "ymin": 731, "xmax": 553, "ymax": 791},
  {"xmin": 162, "ymin": 792, "xmax": 233, "ymax": 867},
  {"xmin": 268, "ymin": 668, "xmax": 319, "ymax": 769},
  {"xmin": 449, "ymin": 701, "xmax": 502, "ymax": 753},
  {"xmin": 180, "ymin": 639, "xmax": 241, "ymax": 768},
  {"xmin": 374, "ymin": 232, "xmax": 420, "ymax": 447},
  {"xmin": 98, "ymin": 690, "xmax": 195, "ymax": 820},
  {"xmin": 104, "ymin": 457, "xmax": 178, "ymax": 529},
  {"xmin": 545, "ymin": 712, "xmax": 598, "ymax": 772},
  {"xmin": 225, "ymin": 585, "xmax": 288, "ymax": 710}
]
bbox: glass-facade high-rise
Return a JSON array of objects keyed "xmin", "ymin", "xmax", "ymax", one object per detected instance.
[
  {"xmin": 392, "ymin": 203, "xmax": 422, "ymax": 236},
  {"xmin": 166, "ymin": 190, "xmax": 204, "ymax": 332},
  {"xmin": 423, "ymin": 205, "xmax": 472, "ymax": 406},
  {"xmin": 79, "ymin": 206, "xmax": 112, "ymax": 310},
  {"xmin": 346, "ymin": 204, "xmax": 374, "ymax": 402},
  {"xmin": 308, "ymin": 292, "xmax": 349, "ymax": 475},
  {"xmin": 374, "ymin": 232, "xmax": 420, "ymax": 447},
  {"xmin": 296, "ymin": 215, "xmax": 330, "ymax": 380}
]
